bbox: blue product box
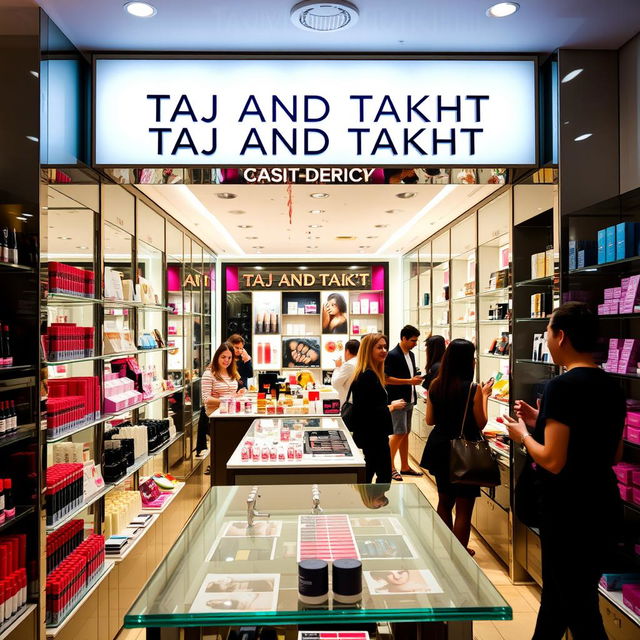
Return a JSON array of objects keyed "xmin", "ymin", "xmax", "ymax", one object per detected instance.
[
  {"xmin": 568, "ymin": 240, "xmax": 577, "ymax": 271},
  {"xmin": 616, "ymin": 222, "xmax": 637, "ymax": 261},
  {"xmin": 606, "ymin": 226, "xmax": 616, "ymax": 263},
  {"xmin": 597, "ymin": 228, "xmax": 607, "ymax": 264}
]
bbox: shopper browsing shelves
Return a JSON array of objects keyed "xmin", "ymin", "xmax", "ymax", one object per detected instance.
[
  {"xmin": 385, "ymin": 325, "xmax": 425, "ymax": 481},
  {"xmin": 349, "ymin": 333, "xmax": 406, "ymax": 483},
  {"xmin": 423, "ymin": 339, "xmax": 492, "ymax": 554},
  {"xmin": 227, "ymin": 333, "xmax": 253, "ymax": 389},
  {"xmin": 422, "ymin": 335, "xmax": 446, "ymax": 390},
  {"xmin": 196, "ymin": 342, "xmax": 246, "ymax": 457},
  {"xmin": 501, "ymin": 302, "xmax": 625, "ymax": 640},
  {"xmin": 331, "ymin": 339, "xmax": 360, "ymax": 406}
]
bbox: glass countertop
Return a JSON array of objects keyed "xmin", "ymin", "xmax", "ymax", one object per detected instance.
[
  {"xmin": 227, "ymin": 417, "xmax": 365, "ymax": 469},
  {"xmin": 125, "ymin": 484, "xmax": 511, "ymax": 628}
]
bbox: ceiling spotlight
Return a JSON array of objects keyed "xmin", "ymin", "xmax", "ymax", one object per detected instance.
[
  {"xmin": 254, "ymin": 266, "xmax": 264, "ymax": 270},
  {"xmin": 299, "ymin": 266, "xmax": 308, "ymax": 270},
  {"xmin": 374, "ymin": 224, "xmax": 389, "ymax": 228},
  {"xmin": 309, "ymin": 209, "xmax": 325, "ymax": 214},
  {"xmin": 76, "ymin": 245, "xmax": 89, "ymax": 250},
  {"xmin": 348, "ymin": 265, "xmax": 360, "ymax": 270},
  {"xmin": 561, "ymin": 68, "xmax": 583, "ymax": 83},
  {"xmin": 358, "ymin": 245, "xmax": 370, "ymax": 249},
  {"xmin": 16, "ymin": 216, "xmax": 27, "ymax": 221},
  {"xmin": 396, "ymin": 192, "xmax": 416, "ymax": 199},
  {"xmin": 252, "ymin": 245, "xmax": 265, "ymax": 249},
  {"xmin": 574, "ymin": 133, "xmax": 593, "ymax": 141},
  {"xmin": 22, "ymin": 213, "xmax": 33, "ymax": 218},
  {"xmin": 310, "ymin": 192, "xmax": 329, "ymax": 199},
  {"xmin": 365, "ymin": 235, "xmax": 378, "ymax": 239},
  {"xmin": 307, "ymin": 245, "xmax": 319, "ymax": 249},
  {"xmin": 124, "ymin": 2, "xmax": 157, "ymax": 17},
  {"xmin": 385, "ymin": 209, "xmax": 403, "ymax": 214},
  {"xmin": 486, "ymin": 2, "xmax": 519, "ymax": 18},
  {"xmin": 26, "ymin": 136, "xmax": 38, "ymax": 142},
  {"xmin": 291, "ymin": 0, "xmax": 359, "ymax": 32},
  {"xmin": 29, "ymin": 70, "xmax": 39, "ymax": 78},
  {"xmin": 245, "ymin": 236, "xmax": 259, "ymax": 239},
  {"xmin": 217, "ymin": 192, "xmax": 237, "ymax": 199},
  {"xmin": 228, "ymin": 209, "xmax": 246, "ymax": 215},
  {"xmin": 237, "ymin": 224, "xmax": 253, "ymax": 229},
  {"xmin": 57, "ymin": 236, "xmax": 72, "ymax": 240},
  {"xmin": 308, "ymin": 224, "xmax": 323, "ymax": 228}
]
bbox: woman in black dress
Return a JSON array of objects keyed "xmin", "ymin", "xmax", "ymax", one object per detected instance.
[
  {"xmin": 422, "ymin": 339, "xmax": 493, "ymax": 552},
  {"xmin": 502, "ymin": 302, "xmax": 625, "ymax": 639},
  {"xmin": 350, "ymin": 333, "xmax": 406, "ymax": 483},
  {"xmin": 422, "ymin": 334, "xmax": 446, "ymax": 390}
]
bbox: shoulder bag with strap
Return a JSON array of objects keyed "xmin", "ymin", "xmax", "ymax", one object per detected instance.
[
  {"xmin": 449, "ymin": 383, "xmax": 501, "ymax": 487},
  {"xmin": 341, "ymin": 383, "xmax": 354, "ymax": 430}
]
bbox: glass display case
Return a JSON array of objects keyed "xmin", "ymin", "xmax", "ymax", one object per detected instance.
[{"xmin": 125, "ymin": 483, "xmax": 511, "ymax": 638}]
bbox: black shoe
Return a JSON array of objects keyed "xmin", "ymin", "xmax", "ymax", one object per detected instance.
[
  {"xmin": 204, "ymin": 465, "xmax": 210, "ymax": 475},
  {"xmin": 400, "ymin": 469, "xmax": 423, "ymax": 477}
]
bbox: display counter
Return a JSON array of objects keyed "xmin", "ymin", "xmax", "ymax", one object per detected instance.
[
  {"xmin": 124, "ymin": 483, "xmax": 510, "ymax": 639},
  {"xmin": 226, "ymin": 417, "xmax": 366, "ymax": 485},
  {"xmin": 207, "ymin": 407, "xmax": 335, "ymax": 486}
]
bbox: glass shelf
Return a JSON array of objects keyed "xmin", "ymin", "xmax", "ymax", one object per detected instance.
[
  {"xmin": 124, "ymin": 483, "xmax": 511, "ymax": 628},
  {"xmin": 432, "ymin": 301, "xmax": 450, "ymax": 308},
  {"xmin": 479, "ymin": 320, "xmax": 510, "ymax": 325},
  {"xmin": 45, "ymin": 347, "xmax": 172, "ymax": 367},
  {"xmin": 452, "ymin": 321, "xmax": 476, "ymax": 326},
  {"xmin": 515, "ymin": 275, "xmax": 556, "ymax": 287},
  {"xmin": 607, "ymin": 371, "xmax": 640, "ymax": 381},
  {"xmin": 45, "ymin": 294, "xmax": 172, "ymax": 312},
  {"xmin": 478, "ymin": 287, "xmax": 511, "ymax": 298},
  {"xmin": 44, "ymin": 293, "xmax": 102, "ymax": 305},
  {"xmin": 569, "ymin": 255, "xmax": 640, "ymax": 275},
  {"xmin": 597, "ymin": 313, "xmax": 640, "ymax": 320},
  {"xmin": 515, "ymin": 317, "xmax": 551, "ymax": 323},
  {"xmin": 451, "ymin": 296, "xmax": 476, "ymax": 303},
  {"xmin": 479, "ymin": 354, "xmax": 509, "ymax": 360},
  {"xmin": 515, "ymin": 359, "xmax": 559, "ymax": 367},
  {"xmin": 0, "ymin": 425, "xmax": 37, "ymax": 449},
  {"xmin": 0, "ymin": 262, "xmax": 34, "ymax": 273},
  {"xmin": 0, "ymin": 506, "xmax": 35, "ymax": 535}
]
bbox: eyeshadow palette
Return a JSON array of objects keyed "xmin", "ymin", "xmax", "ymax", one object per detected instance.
[
  {"xmin": 304, "ymin": 430, "xmax": 351, "ymax": 456},
  {"xmin": 297, "ymin": 514, "xmax": 359, "ymax": 562},
  {"xmin": 298, "ymin": 634, "xmax": 370, "ymax": 640}
]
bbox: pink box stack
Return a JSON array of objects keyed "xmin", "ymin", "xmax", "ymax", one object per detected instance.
[
  {"xmin": 598, "ymin": 275, "xmax": 640, "ymax": 315},
  {"xmin": 614, "ymin": 462, "xmax": 640, "ymax": 506}
]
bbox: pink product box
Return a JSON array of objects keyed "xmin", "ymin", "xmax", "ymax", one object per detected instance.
[
  {"xmin": 618, "ymin": 483, "xmax": 634, "ymax": 502},
  {"xmin": 604, "ymin": 288, "xmax": 615, "ymax": 300},
  {"xmin": 609, "ymin": 338, "xmax": 621, "ymax": 349},
  {"xmin": 614, "ymin": 287, "xmax": 622, "ymax": 299},
  {"xmin": 598, "ymin": 304, "xmax": 608, "ymax": 316},
  {"xmin": 634, "ymin": 487, "xmax": 640, "ymax": 506},
  {"xmin": 627, "ymin": 412, "xmax": 640, "ymax": 428},
  {"xmin": 626, "ymin": 426, "xmax": 640, "ymax": 444},
  {"xmin": 632, "ymin": 470, "xmax": 640, "ymax": 487},
  {"xmin": 623, "ymin": 584, "xmax": 640, "ymax": 616},
  {"xmin": 614, "ymin": 463, "xmax": 639, "ymax": 484}
]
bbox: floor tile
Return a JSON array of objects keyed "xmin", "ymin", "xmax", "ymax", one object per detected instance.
[
  {"xmin": 473, "ymin": 621, "xmax": 504, "ymax": 640},
  {"xmin": 493, "ymin": 611, "xmax": 538, "ymax": 639}
]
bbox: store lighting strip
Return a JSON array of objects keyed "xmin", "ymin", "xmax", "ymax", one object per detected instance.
[{"xmin": 376, "ymin": 185, "xmax": 457, "ymax": 255}]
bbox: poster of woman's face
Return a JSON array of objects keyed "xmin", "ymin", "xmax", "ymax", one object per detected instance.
[{"xmin": 321, "ymin": 291, "xmax": 349, "ymax": 335}]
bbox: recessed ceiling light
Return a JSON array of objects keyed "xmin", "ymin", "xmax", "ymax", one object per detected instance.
[
  {"xmin": 309, "ymin": 209, "xmax": 325, "ymax": 214},
  {"xmin": 358, "ymin": 245, "xmax": 370, "ymax": 249},
  {"xmin": 22, "ymin": 213, "xmax": 33, "ymax": 217},
  {"xmin": 561, "ymin": 68, "xmax": 583, "ymax": 83},
  {"xmin": 308, "ymin": 224, "xmax": 323, "ymax": 228},
  {"xmin": 307, "ymin": 245, "xmax": 318, "ymax": 249},
  {"xmin": 237, "ymin": 224, "xmax": 253, "ymax": 229},
  {"xmin": 76, "ymin": 245, "xmax": 89, "ymax": 250},
  {"xmin": 310, "ymin": 192, "xmax": 329, "ymax": 199},
  {"xmin": 385, "ymin": 209, "xmax": 403, "ymax": 214},
  {"xmin": 396, "ymin": 192, "xmax": 416, "ymax": 199},
  {"xmin": 574, "ymin": 133, "xmax": 593, "ymax": 141},
  {"xmin": 299, "ymin": 266, "xmax": 308, "ymax": 270},
  {"xmin": 26, "ymin": 136, "xmax": 38, "ymax": 142},
  {"xmin": 57, "ymin": 236, "xmax": 72, "ymax": 240},
  {"xmin": 374, "ymin": 224, "xmax": 389, "ymax": 228},
  {"xmin": 254, "ymin": 266, "xmax": 264, "ymax": 270},
  {"xmin": 16, "ymin": 216, "xmax": 27, "ymax": 221},
  {"xmin": 217, "ymin": 192, "xmax": 237, "ymax": 199},
  {"xmin": 245, "ymin": 236, "xmax": 259, "ymax": 240},
  {"xmin": 365, "ymin": 235, "xmax": 378, "ymax": 239},
  {"xmin": 252, "ymin": 245, "xmax": 264, "ymax": 249},
  {"xmin": 349, "ymin": 265, "xmax": 360, "ymax": 270},
  {"xmin": 291, "ymin": 0, "xmax": 359, "ymax": 32},
  {"xmin": 29, "ymin": 70, "xmax": 39, "ymax": 78},
  {"xmin": 228, "ymin": 209, "xmax": 246, "ymax": 215},
  {"xmin": 486, "ymin": 2, "xmax": 519, "ymax": 18},
  {"xmin": 124, "ymin": 2, "xmax": 157, "ymax": 18}
]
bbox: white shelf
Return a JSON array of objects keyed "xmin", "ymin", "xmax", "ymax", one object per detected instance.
[
  {"xmin": 0, "ymin": 603, "xmax": 37, "ymax": 640},
  {"xmin": 106, "ymin": 513, "xmax": 160, "ymax": 562},
  {"xmin": 141, "ymin": 480, "xmax": 186, "ymax": 513},
  {"xmin": 599, "ymin": 585, "xmax": 640, "ymax": 628}
]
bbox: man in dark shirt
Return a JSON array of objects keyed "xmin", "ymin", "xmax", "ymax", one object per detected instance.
[
  {"xmin": 385, "ymin": 325, "xmax": 425, "ymax": 481},
  {"xmin": 228, "ymin": 334, "xmax": 253, "ymax": 389}
]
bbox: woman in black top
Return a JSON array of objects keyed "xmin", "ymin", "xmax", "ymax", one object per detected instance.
[
  {"xmin": 423, "ymin": 339, "xmax": 493, "ymax": 552},
  {"xmin": 350, "ymin": 333, "xmax": 406, "ymax": 483},
  {"xmin": 503, "ymin": 302, "xmax": 625, "ymax": 640},
  {"xmin": 422, "ymin": 335, "xmax": 446, "ymax": 390}
]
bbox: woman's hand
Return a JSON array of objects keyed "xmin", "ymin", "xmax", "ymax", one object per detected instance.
[
  {"xmin": 501, "ymin": 413, "xmax": 529, "ymax": 443},
  {"xmin": 481, "ymin": 378, "xmax": 494, "ymax": 397},
  {"xmin": 515, "ymin": 399, "xmax": 540, "ymax": 429},
  {"xmin": 389, "ymin": 399, "xmax": 407, "ymax": 412},
  {"xmin": 236, "ymin": 388, "xmax": 246, "ymax": 396},
  {"xmin": 205, "ymin": 397, "xmax": 221, "ymax": 411}
]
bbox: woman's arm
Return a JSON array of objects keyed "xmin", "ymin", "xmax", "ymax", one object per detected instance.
[
  {"xmin": 425, "ymin": 396, "xmax": 435, "ymax": 425},
  {"xmin": 504, "ymin": 416, "xmax": 570, "ymax": 474},
  {"xmin": 472, "ymin": 382, "xmax": 491, "ymax": 429},
  {"xmin": 321, "ymin": 304, "xmax": 330, "ymax": 330}
]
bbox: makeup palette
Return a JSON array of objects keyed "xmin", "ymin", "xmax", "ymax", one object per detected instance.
[
  {"xmin": 298, "ymin": 633, "xmax": 370, "ymax": 640},
  {"xmin": 304, "ymin": 430, "xmax": 351, "ymax": 456},
  {"xmin": 297, "ymin": 514, "xmax": 359, "ymax": 562}
]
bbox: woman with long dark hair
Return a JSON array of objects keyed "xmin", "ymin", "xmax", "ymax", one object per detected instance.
[
  {"xmin": 349, "ymin": 333, "xmax": 406, "ymax": 483},
  {"xmin": 422, "ymin": 338, "xmax": 493, "ymax": 552},
  {"xmin": 502, "ymin": 302, "xmax": 625, "ymax": 639},
  {"xmin": 422, "ymin": 335, "xmax": 446, "ymax": 390}
]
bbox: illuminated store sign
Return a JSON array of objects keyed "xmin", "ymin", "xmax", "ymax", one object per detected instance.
[
  {"xmin": 95, "ymin": 58, "xmax": 537, "ymax": 166},
  {"xmin": 239, "ymin": 268, "xmax": 372, "ymax": 290}
]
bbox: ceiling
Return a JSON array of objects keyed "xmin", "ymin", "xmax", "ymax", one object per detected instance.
[
  {"xmin": 137, "ymin": 183, "xmax": 500, "ymax": 257},
  {"xmin": 36, "ymin": 0, "xmax": 640, "ymax": 54}
]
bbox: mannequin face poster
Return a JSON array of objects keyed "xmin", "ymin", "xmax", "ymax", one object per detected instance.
[{"xmin": 321, "ymin": 291, "xmax": 349, "ymax": 335}]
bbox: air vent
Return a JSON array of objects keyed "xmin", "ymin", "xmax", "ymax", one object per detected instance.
[{"xmin": 291, "ymin": 1, "xmax": 359, "ymax": 32}]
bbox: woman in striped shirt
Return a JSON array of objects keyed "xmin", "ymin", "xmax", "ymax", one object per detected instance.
[{"xmin": 196, "ymin": 342, "xmax": 245, "ymax": 455}]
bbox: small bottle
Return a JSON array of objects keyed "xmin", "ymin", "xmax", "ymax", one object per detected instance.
[
  {"xmin": 8, "ymin": 229, "xmax": 17, "ymax": 265},
  {"xmin": 0, "ymin": 478, "xmax": 4, "ymax": 525},
  {"xmin": 0, "ymin": 326, "xmax": 5, "ymax": 368},
  {"xmin": 8, "ymin": 401, "xmax": 16, "ymax": 433},
  {"xmin": 240, "ymin": 446, "xmax": 249, "ymax": 461},
  {"xmin": 2, "ymin": 326, "xmax": 11, "ymax": 367},
  {"xmin": 0, "ymin": 402, "xmax": 5, "ymax": 436},
  {"xmin": 4, "ymin": 479, "xmax": 14, "ymax": 520},
  {"xmin": 0, "ymin": 228, "xmax": 7, "ymax": 263}
]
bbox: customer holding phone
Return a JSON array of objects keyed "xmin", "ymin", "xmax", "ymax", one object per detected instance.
[
  {"xmin": 423, "ymin": 339, "xmax": 492, "ymax": 553},
  {"xmin": 501, "ymin": 302, "xmax": 625, "ymax": 639},
  {"xmin": 349, "ymin": 333, "xmax": 406, "ymax": 483}
]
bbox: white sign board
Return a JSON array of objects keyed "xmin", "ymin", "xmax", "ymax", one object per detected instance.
[{"xmin": 95, "ymin": 58, "xmax": 536, "ymax": 166}]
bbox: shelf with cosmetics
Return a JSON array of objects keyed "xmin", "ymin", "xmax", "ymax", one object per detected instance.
[
  {"xmin": 39, "ymin": 175, "xmax": 215, "ymax": 636},
  {"xmin": 222, "ymin": 264, "xmax": 388, "ymax": 387}
]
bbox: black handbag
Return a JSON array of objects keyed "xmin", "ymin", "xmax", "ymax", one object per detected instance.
[
  {"xmin": 341, "ymin": 384, "xmax": 354, "ymax": 430},
  {"xmin": 449, "ymin": 383, "xmax": 501, "ymax": 487}
]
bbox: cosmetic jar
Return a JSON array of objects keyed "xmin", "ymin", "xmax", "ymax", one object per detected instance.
[
  {"xmin": 298, "ymin": 559, "xmax": 328, "ymax": 604},
  {"xmin": 332, "ymin": 558, "xmax": 362, "ymax": 604}
]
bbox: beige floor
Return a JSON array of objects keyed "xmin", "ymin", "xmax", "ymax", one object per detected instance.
[{"xmin": 116, "ymin": 461, "xmax": 540, "ymax": 640}]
